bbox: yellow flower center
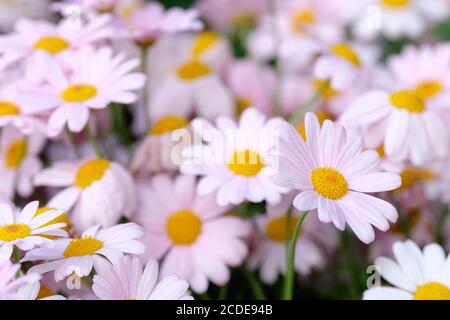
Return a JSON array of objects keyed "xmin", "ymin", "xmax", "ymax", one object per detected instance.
[
  {"xmin": 166, "ymin": 210, "xmax": 202, "ymax": 245},
  {"xmin": 37, "ymin": 285, "xmax": 54, "ymax": 299},
  {"xmin": 310, "ymin": 166, "xmax": 348, "ymax": 200},
  {"xmin": 297, "ymin": 111, "xmax": 333, "ymax": 140},
  {"xmin": 4, "ymin": 139, "xmax": 27, "ymax": 169},
  {"xmin": 0, "ymin": 223, "xmax": 31, "ymax": 242},
  {"xmin": 74, "ymin": 159, "xmax": 110, "ymax": 189},
  {"xmin": 380, "ymin": 0, "xmax": 410, "ymax": 9},
  {"xmin": 149, "ymin": 115, "xmax": 188, "ymax": 135},
  {"xmin": 61, "ymin": 84, "xmax": 97, "ymax": 103},
  {"xmin": 177, "ymin": 61, "xmax": 211, "ymax": 80},
  {"xmin": 228, "ymin": 149, "xmax": 265, "ymax": 177},
  {"xmin": 415, "ymin": 81, "xmax": 442, "ymax": 99},
  {"xmin": 236, "ymin": 97, "xmax": 252, "ymax": 115},
  {"xmin": 34, "ymin": 36, "xmax": 70, "ymax": 55},
  {"xmin": 291, "ymin": 9, "xmax": 316, "ymax": 33},
  {"xmin": 0, "ymin": 101, "xmax": 20, "ymax": 116},
  {"xmin": 396, "ymin": 167, "xmax": 433, "ymax": 192},
  {"xmin": 192, "ymin": 31, "xmax": 220, "ymax": 57},
  {"xmin": 331, "ymin": 43, "xmax": 361, "ymax": 67},
  {"xmin": 266, "ymin": 215, "xmax": 299, "ymax": 242},
  {"xmin": 34, "ymin": 207, "xmax": 70, "ymax": 239},
  {"xmin": 390, "ymin": 90, "xmax": 425, "ymax": 113},
  {"xmin": 63, "ymin": 237, "xmax": 104, "ymax": 258},
  {"xmin": 414, "ymin": 282, "xmax": 450, "ymax": 300}
]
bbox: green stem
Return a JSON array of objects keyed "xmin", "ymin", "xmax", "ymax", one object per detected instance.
[
  {"xmin": 436, "ymin": 206, "xmax": 449, "ymax": 245},
  {"xmin": 282, "ymin": 211, "xmax": 308, "ymax": 300},
  {"xmin": 218, "ymin": 283, "xmax": 229, "ymax": 300},
  {"xmin": 13, "ymin": 246, "xmax": 21, "ymax": 278},
  {"xmin": 86, "ymin": 123, "xmax": 103, "ymax": 159},
  {"xmin": 243, "ymin": 269, "xmax": 266, "ymax": 300},
  {"xmin": 289, "ymin": 80, "xmax": 330, "ymax": 125},
  {"xmin": 66, "ymin": 129, "xmax": 80, "ymax": 157},
  {"xmin": 285, "ymin": 207, "xmax": 293, "ymax": 257},
  {"xmin": 140, "ymin": 45, "xmax": 150, "ymax": 129}
]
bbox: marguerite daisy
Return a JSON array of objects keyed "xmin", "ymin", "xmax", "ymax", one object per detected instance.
[
  {"xmin": 271, "ymin": 113, "xmax": 401, "ymax": 243},
  {"xmin": 364, "ymin": 240, "xmax": 450, "ymax": 300},
  {"xmin": 33, "ymin": 158, "xmax": 136, "ymax": 231},
  {"xmin": 23, "ymin": 223, "xmax": 145, "ymax": 281},
  {"xmin": 92, "ymin": 255, "xmax": 193, "ymax": 300},
  {"xmin": 135, "ymin": 174, "xmax": 250, "ymax": 293},
  {"xmin": 181, "ymin": 108, "xmax": 288, "ymax": 206}
]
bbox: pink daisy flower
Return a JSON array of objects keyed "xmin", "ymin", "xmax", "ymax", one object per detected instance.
[
  {"xmin": 19, "ymin": 45, "xmax": 145, "ymax": 136},
  {"xmin": 33, "ymin": 158, "xmax": 136, "ymax": 231},
  {"xmin": 271, "ymin": 113, "xmax": 401, "ymax": 244},
  {"xmin": 0, "ymin": 260, "xmax": 40, "ymax": 300},
  {"xmin": 135, "ymin": 174, "xmax": 250, "ymax": 293},
  {"xmin": 92, "ymin": 255, "xmax": 193, "ymax": 300},
  {"xmin": 23, "ymin": 223, "xmax": 145, "ymax": 282}
]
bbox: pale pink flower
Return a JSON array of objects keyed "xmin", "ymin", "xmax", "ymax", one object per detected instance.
[
  {"xmin": 135, "ymin": 174, "xmax": 250, "ymax": 293},
  {"xmin": 0, "ymin": 260, "xmax": 40, "ymax": 300},
  {"xmin": 271, "ymin": 113, "xmax": 401, "ymax": 243},
  {"xmin": 93, "ymin": 255, "xmax": 193, "ymax": 300},
  {"xmin": 33, "ymin": 158, "xmax": 136, "ymax": 231}
]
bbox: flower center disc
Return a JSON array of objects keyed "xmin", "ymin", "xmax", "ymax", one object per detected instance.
[
  {"xmin": 291, "ymin": 9, "xmax": 316, "ymax": 32},
  {"xmin": 34, "ymin": 36, "xmax": 70, "ymax": 54},
  {"xmin": 415, "ymin": 81, "xmax": 442, "ymax": 99},
  {"xmin": 331, "ymin": 43, "xmax": 361, "ymax": 67},
  {"xmin": 4, "ymin": 139, "xmax": 27, "ymax": 169},
  {"xmin": 0, "ymin": 223, "xmax": 31, "ymax": 242},
  {"xmin": 390, "ymin": 90, "xmax": 426, "ymax": 113},
  {"xmin": 310, "ymin": 166, "xmax": 348, "ymax": 200},
  {"xmin": 381, "ymin": 0, "xmax": 410, "ymax": 9},
  {"xmin": 61, "ymin": 84, "xmax": 97, "ymax": 103},
  {"xmin": 63, "ymin": 237, "xmax": 104, "ymax": 257},
  {"xmin": 149, "ymin": 115, "xmax": 188, "ymax": 135},
  {"xmin": 266, "ymin": 215, "xmax": 299, "ymax": 242},
  {"xmin": 177, "ymin": 61, "xmax": 211, "ymax": 80},
  {"xmin": 0, "ymin": 101, "xmax": 20, "ymax": 116},
  {"xmin": 75, "ymin": 159, "xmax": 110, "ymax": 189},
  {"xmin": 166, "ymin": 210, "xmax": 202, "ymax": 245},
  {"xmin": 414, "ymin": 282, "xmax": 450, "ymax": 300},
  {"xmin": 192, "ymin": 31, "xmax": 219, "ymax": 56},
  {"xmin": 228, "ymin": 149, "xmax": 265, "ymax": 177}
]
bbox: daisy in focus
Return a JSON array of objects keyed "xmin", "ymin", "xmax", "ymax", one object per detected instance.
[
  {"xmin": 271, "ymin": 113, "xmax": 401, "ymax": 243},
  {"xmin": 181, "ymin": 108, "xmax": 288, "ymax": 206},
  {"xmin": 33, "ymin": 157, "xmax": 136, "ymax": 231},
  {"xmin": 92, "ymin": 255, "xmax": 193, "ymax": 300},
  {"xmin": 23, "ymin": 223, "xmax": 145, "ymax": 281},
  {"xmin": 135, "ymin": 174, "xmax": 250, "ymax": 293},
  {"xmin": 364, "ymin": 240, "xmax": 450, "ymax": 300},
  {"xmin": 19, "ymin": 45, "xmax": 145, "ymax": 136},
  {"xmin": 0, "ymin": 201, "xmax": 67, "ymax": 257}
]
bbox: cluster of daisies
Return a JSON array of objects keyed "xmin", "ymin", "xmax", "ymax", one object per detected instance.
[{"xmin": 1, "ymin": 0, "xmax": 450, "ymax": 300}]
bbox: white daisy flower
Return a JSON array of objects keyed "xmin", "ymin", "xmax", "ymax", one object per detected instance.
[
  {"xmin": 0, "ymin": 201, "xmax": 67, "ymax": 258},
  {"xmin": 92, "ymin": 255, "xmax": 193, "ymax": 300},
  {"xmin": 0, "ymin": 259, "xmax": 40, "ymax": 300},
  {"xmin": 33, "ymin": 158, "xmax": 137, "ymax": 231},
  {"xmin": 364, "ymin": 240, "xmax": 450, "ymax": 300},
  {"xmin": 23, "ymin": 223, "xmax": 145, "ymax": 281},
  {"xmin": 181, "ymin": 108, "xmax": 288, "ymax": 206}
]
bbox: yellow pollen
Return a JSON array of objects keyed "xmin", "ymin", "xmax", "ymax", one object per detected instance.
[
  {"xmin": 37, "ymin": 285, "xmax": 54, "ymax": 299},
  {"xmin": 63, "ymin": 237, "xmax": 104, "ymax": 258},
  {"xmin": 61, "ymin": 84, "xmax": 97, "ymax": 103},
  {"xmin": 177, "ymin": 61, "xmax": 211, "ymax": 80},
  {"xmin": 0, "ymin": 223, "xmax": 31, "ymax": 242},
  {"xmin": 310, "ymin": 166, "xmax": 348, "ymax": 200},
  {"xmin": 376, "ymin": 144, "xmax": 385, "ymax": 158},
  {"xmin": 166, "ymin": 210, "xmax": 202, "ymax": 245},
  {"xmin": 75, "ymin": 159, "xmax": 110, "ymax": 189},
  {"xmin": 34, "ymin": 207, "xmax": 70, "ymax": 239},
  {"xmin": 390, "ymin": 90, "xmax": 425, "ymax": 113},
  {"xmin": 297, "ymin": 111, "xmax": 333, "ymax": 140},
  {"xmin": 149, "ymin": 115, "xmax": 188, "ymax": 135},
  {"xmin": 396, "ymin": 167, "xmax": 433, "ymax": 192},
  {"xmin": 236, "ymin": 97, "xmax": 253, "ymax": 115},
  {"xmin": 291, "ymin": 9, "xmax": 316, "ymax": 33},
  {"xmin": 331, "ymin": 43, "xmax": 361, "ymax": 67},
  {"xmin": 228, "ymin": 149, "xmax": 265, "ymax": 177},
  {"xmin": 415, "ymin": 81, "xmax": 442, "ymax": 99},
  {"xmin": 414, "ymin": 282, "xmax": 450, "ymax": 300},
  {"xmin": 0, "ymin": 101, "xmax": 20, "ymax": 116},
  {"xmin": 192, "ymin": 31, "xmax": 220, "ymax": 57},
  {"xmin": 266, "ymin": 215, "xmax": 299, "ymax": 242},
  {"xmin": 313, "ymin": 79, "xmax": 338, "ymax": 100},
  {"xmin": 4, "ymin": 139, "xmax": 27, "ymax": 169},
  {"xmin": 34, "ymin": 36, "xmax": 69, "ymax": 54},
  {"xmin": 380, "ymin": 0, "xmax": 410, "ymax": 9}
]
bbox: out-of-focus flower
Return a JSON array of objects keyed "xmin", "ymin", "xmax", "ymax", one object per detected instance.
[
  {"xmin": 53, "ymin": 0, "xmax": 119, "ymax": 13},
  {"xmin": 0, "ymin": 201, "xmax": 67, "ymax": 258},
  {"xmin": 0, "ymin": 260, "xmax": 40, "ymax": 300},
  {"xmin": 181, "ymin": 108, "xmax": 288, "ymax": 206},
  {"xmin": 271, "ymin": 113, "xmax": 401, "ymax": 243},
  {"xmin": 93, "ymin": 255, "xmax": 193, "ymax": 300},
  {"xmin": 0, "ymin": 0, "xmax": 50, "ymax": 33},
  {"xmin": 248, "ymin": 192, "xmax": 332, "ymax": 284},
  {"xmin": 19, "ymin": 46, "xmax": 145, "ymax": 136},
  {"xmin": 0, "ymin": 126, "xmax": 46, "ymax": 199},
  {"xmin": 33, "ymin": 158, "xmax": 136, "ymax": 231},
  {"xmin": 24, "ymin": 223, "xmax": 145, "ymax": 281},
  {"xmin": 135, "ymin": 174, "xmax": 250, "ymax": 293},
  {"xmin": 14, "ymin": 281, "xmax": 65, "ymax": 300},
  {"xmin": 363, "ymin": 240, "xmax": 450, "ymax": 300}
]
